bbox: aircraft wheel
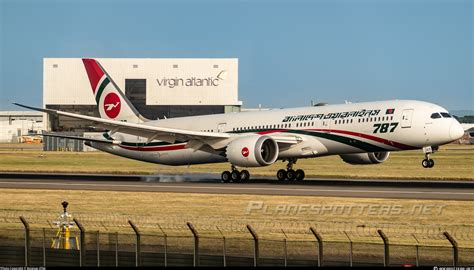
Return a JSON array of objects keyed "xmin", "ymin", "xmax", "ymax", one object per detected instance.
[
  {"xmin": 286, "ymin": 169, "xmax": 296, "ymax": 181},
  {"xmin": 422, "ymin": 159, "xmax": 429, "ymax": 168},
  {"xmin": 231, "ymin": 170, "xmax": 241, "ymax": 182},
  {"xmin": 240, "ymin": 170, "xmax": 250, "ymax": 182},
  {"xmin": 221, "ymin": 171, "xmax": 231, "ymax": 183},
  {"xmin": 277, "ymin": 169, "xmax": 287, "ymax": 181},
  {"xmin": 295, "ymin": 169, "xmax": 305, "ymax": 181},
  {"xmin": 428, "ymin": 159, "xmax": 435, "ymax": 168}
]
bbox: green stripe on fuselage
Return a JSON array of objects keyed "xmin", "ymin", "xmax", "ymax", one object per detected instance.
[
  {"xmin": 103, "ymin": 128, "xmax": 387, "ymax": 152},
  {"xmin": 230, "ymin": 129, "xmax": 388, "ymax": 152},
  {"xmin": 286, "ymin": 129, "xmax": 387, "ymax": 152}
]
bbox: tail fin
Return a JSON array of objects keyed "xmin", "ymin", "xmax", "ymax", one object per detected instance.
[{"xmin": 82, "ymin": 58, "xmax": 146, "ymax": 123}]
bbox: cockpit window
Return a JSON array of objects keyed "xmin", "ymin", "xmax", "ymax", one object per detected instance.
[
  {"xmin": 440, "ymin": 112, "xmax": 452, "ymax": 118},
  {"xmin": 430, "ymin": 113, "xmax": 441, "ymax": 119}
]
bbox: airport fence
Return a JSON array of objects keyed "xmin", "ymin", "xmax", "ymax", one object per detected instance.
[{"xmin": 0, "ymin": 217, "xmax": 473, "ymax": 267}]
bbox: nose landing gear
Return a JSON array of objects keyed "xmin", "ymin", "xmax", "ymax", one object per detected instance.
[
  {"xmin": 421, "ymin": 146, "xmax": 437, "ymax": 168},
  {"xmin": 221, "ymin": 165, "xmax": 250, "ymax": 183},
  {"xmin": 422, "ymin": 158, "xmax": 434, "ymax": 168},
  {"xmin": 277, "ymin": 159, "xmax": 305, "ymax": 181}
]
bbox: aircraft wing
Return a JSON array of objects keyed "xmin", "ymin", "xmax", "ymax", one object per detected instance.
[{"xmin": 14, "ymin": 103, "xmax": 231, "ymax": 145}]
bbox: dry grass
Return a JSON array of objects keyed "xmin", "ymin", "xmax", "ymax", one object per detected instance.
[
  {"xmin": 0, "ymin": 188, "xmax": 472, "ymax": 247},
  {"xmin": 0, "ymin": 144, "xmax": 473, "ymax": 180}
]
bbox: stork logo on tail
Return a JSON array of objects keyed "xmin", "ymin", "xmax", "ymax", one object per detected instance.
[{"xmin": 103, "ymin": 93, "xmax": 121, "ymax": 119}]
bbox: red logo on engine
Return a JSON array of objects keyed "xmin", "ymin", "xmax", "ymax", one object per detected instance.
[
  {"xmin": 241, "ymin": 147, "xmax": 249, "ymax": 157},
  {"xmin": 103, "ymin": 92, "xmax": 121, "ymax": 119}
]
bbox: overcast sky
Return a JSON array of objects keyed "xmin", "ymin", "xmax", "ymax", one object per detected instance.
[{"xmin": 0, "ymin": 0, "xmax": 472, "ymax": 111}]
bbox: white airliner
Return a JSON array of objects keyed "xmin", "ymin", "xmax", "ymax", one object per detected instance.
[{"xmin": 15, "ymin": 59, "xmax": 465, "ymax": 182}]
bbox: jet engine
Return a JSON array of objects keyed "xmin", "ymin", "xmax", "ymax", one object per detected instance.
[
  {"xmin": 339, "ymin": 152, "xmax": 390, "ymax": 165},
  {"xmin": 226, "ymin": 135, "xmax": 279, "ymax": 167}
]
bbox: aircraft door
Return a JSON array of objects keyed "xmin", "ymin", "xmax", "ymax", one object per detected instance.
[
  {"xmin": 322, "ymin": 119, "xmax": 331, "ymax": 129},
  {"xmin": 401, "ymin": 109, "xmax": 414, "ymax": 128},
  {"xmin": 217, "ymin": 123, "xmax": 227, "ymax": 133}
]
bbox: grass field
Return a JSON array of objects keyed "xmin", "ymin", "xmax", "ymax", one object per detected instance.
[
  {"xmin": 0, "ymin": 143, "xmax": 473, "ymax": 246},
  {"xmin": 1, "ymin": 188, "xmax": 471, "ymax": 265},
  {"xmin": 0, "ymin": 144, "xmax": 473, "ymax": 180},
  {"xmin": 0, "ymin": 188, "xmax": 473, "ymax": 245}
]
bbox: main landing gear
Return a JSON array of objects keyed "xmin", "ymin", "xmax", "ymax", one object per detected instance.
[
  {"xmin": 421, "ymin": 146, "xmax": 438, "ymax": 168},
  {"xmin": 221, "ymin": 165, "xmax": 250, "ymax": 183},
  {"xmin": 277, "ymin": 159, "xmax": 305, "ymax": 181}
]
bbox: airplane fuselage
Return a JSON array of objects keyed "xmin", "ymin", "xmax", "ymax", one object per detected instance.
[{"xmin": 89, "ymin": 99, "xmax": 463, "ymax": 166}]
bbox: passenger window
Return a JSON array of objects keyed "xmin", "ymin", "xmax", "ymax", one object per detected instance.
[
  {"xmin": 440, "ymin": 112, "xmax": 452, "ymax": 118},
  {"xmin": 431, "ymin": 113, "xmax": 442, "ymax": 119}
]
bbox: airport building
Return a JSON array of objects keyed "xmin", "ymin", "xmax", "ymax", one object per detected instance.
[
  {"xmin": 0, "ymin": 111, "xmax": 43, "ymax": 143},
  {"xmin": 43, "ymin": 58, "xmax": 241, "ymax": 132}
]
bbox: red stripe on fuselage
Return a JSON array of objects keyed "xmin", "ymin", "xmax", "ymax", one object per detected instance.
[
  {"xmin": 256, "ymin": 129, "xmax": 286, "ymax": 135},
  {"xmin": 256, "ymin": 128, "xmax": 416, "ymax": 150},
  {"xmin": 116, "ymin": 128, "xmax": 417, "ymax": 153},
  {"xmin": 310, "ymin": 129, "xmax": 417, "ymax": 150}
]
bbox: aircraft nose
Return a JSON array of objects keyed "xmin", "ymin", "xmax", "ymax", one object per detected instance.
[{"xmin": 450, "ymin": 121, "xmax": 464, "ymax": 141}]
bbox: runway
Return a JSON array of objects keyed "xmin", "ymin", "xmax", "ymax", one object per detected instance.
[{"xmin": 1, "ymin": 173, "xmax": 473, "ymax": 200}]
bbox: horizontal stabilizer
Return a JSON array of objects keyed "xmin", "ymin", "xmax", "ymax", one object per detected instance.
[{"xmin": 42, "ymin": 133, "xmax": 119, "ymax": 144}]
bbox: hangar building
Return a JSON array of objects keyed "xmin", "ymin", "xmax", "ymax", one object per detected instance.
[{"xmin": 43, "ymin": 58, "xmax": 241, "ymax": 132}]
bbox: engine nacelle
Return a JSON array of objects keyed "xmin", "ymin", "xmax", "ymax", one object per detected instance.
[
  {"xmin": 340, "ymin": 152, "xmax": 390, "ymax": 165},
  {"xmin": 226, "ymin": 135, "xmax": 279, "ymax": 167}
]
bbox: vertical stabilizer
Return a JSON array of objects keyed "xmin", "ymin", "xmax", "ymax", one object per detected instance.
[{"xmin": 82, "ymin": 58, "xmax": 146, "ymax": 123}]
